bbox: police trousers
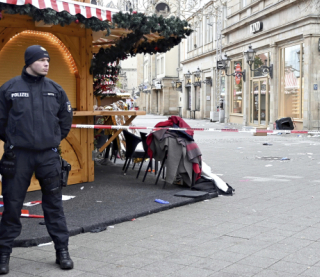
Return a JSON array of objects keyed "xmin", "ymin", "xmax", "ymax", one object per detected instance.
[{"xmin": 0, "ymin": 148, "xmax": 69, "ymax": 253}]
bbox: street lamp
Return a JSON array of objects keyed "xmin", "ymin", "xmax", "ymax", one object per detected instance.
[
  {"xmin": 244, "ymin": 45, "xmax": 273, "ymax": 78},
  {"xmin": 218, "ymin": 53, "xmax": 246, "ymax": 82},
  {"xmin": 185, "ymin": 70, "xmax": 191, "ymax": 78}
]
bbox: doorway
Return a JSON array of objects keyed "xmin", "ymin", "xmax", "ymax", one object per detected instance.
[{"xmin": 250, "ymin": 78, "xmax": 270, "ymax": 126}]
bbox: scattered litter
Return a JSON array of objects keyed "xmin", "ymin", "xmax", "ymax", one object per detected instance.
[
  {"xmin": 96, "ymin": 201, "xmax": 102, "ymax": 203},
  {"xmin": 131, "ymin": 218, "xmax": 136, "ymax": 221},
  {"xmin": 297, "ymin": 135, "xmax": 302, "ymax": 137},
  {"xmin": 307, "ymin": 153, "xmax": 313, "ymax": 155},
  {"xmin": 38, "ymin": 242, "xmax": 53, "ymax": 247},
  {"xmin": 216, "ymin": 174, "xmax": 223, "ymax": 176},
  {"xmin": 23, "ymin": 201, "xmax": 42, "ymax": 207},
  {"xmin": 204, "ymin": 200, "xmax": 210, "ymax": 202},
  {"xmin": 265, "ymin": 164, "xmax": 273, "ymax": 167},
  {"xmin": 263, "ymin": 143, "xmax": 273, "ymax": 146},
  {"xmin": 281, "ymin": 157, "xmax": 290, "ymax": 160},
  {"xmin": 39, "ymin": 222, "xmax": 46, "ymax": 225},
  {"xmin": 155, "ymin": 199, "xmax": 169, "ymax": 204},
  {"xmin": 108, "ymin": 226, "xmax": 114, "ymax": 228},
  {"xmin": 62, "ymin": 195, "xmax": 76, "ymax": 201},
  {"xmin": 80, "ymin": 186, "xmax": 84, "ymax": 190},
  {"xmin": 90, "ymin": 226, "xmax": 106, "ymax": 233}
]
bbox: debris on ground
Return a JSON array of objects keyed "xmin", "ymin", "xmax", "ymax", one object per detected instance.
[
  {"xmin": 155, "ymin": 199, "xmax": 169, "ymax": 204},
  {"xmin": 62, "ymin": 195, "xmax": 76, "ymax": 201}
]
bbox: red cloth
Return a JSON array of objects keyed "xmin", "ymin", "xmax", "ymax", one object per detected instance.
[{"xmin": 154, "ymin": 116, "xmax": 194, "ymax": 137}]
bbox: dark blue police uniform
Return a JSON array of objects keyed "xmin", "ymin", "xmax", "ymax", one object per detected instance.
[{"xmin": 0, "ymin": 66, "xmax": 72, "ymax": 259}]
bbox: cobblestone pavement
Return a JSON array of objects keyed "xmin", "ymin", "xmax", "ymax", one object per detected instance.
[{"xmin": 7, "ymin": 115, "xmax": 320, "ymax": 276}]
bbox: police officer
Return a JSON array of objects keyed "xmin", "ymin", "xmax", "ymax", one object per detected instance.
[{"xmin": 0, "ymin": 45, "xmax": 73, "ymax": 274}]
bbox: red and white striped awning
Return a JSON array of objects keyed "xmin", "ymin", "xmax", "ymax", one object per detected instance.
[{"xmin": 0, "ymin": 0, "xmax": 118, "ymax": 21}]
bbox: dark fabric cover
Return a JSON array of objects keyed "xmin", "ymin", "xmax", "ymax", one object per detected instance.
[
  {"xmin": 192, "ymin": 176, "xmax": 219, "ymax": 194},
  {"xmin": 275, "ymin": 117, "xmax": 294, "ymax": 130},
  {"xmin": 174, "ymin": 190, "xmax": 209, "ymax": 198}
]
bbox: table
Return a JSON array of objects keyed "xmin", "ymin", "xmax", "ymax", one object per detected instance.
[{"xmin": 73, "ymin": 110, "xmax": 146, "ymax": 153}]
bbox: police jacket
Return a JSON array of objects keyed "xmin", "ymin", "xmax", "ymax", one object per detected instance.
[{"xmin": 0, "ymin": 66, "xmax": 73, "ymax": 150}]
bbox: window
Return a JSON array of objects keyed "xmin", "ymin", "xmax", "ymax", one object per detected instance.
[
  {"xmin": 205, "ymin": 16, "xmax": 213, "ymax": 44},
  {"xmin": 198, "ymin": 20, "xmax": 202, "ymax": 47},
  {"xmin": 241, "ymin": 0, "xmax": 247, "ymax": 8},
  {"xmin": 161, "ymin": 57, "xmax": 164, "ymax": 74},
  {"xmin": 280, "ymin": 44, "xmax": 304, "ymax": 119},
  {"xmin": 144, "ymin": 63, "xmax": 148, "ymax": 82},
  {"xmin": 157, "ymin": 58, "xmax": 160, "ymax": 75},
  {"xmin": 252, "ymin": 53, "xmax": 269, "ymax": 77},
  {"xmin": 231, "ymin": 60, "xmax": 244, "ymax": 114}
]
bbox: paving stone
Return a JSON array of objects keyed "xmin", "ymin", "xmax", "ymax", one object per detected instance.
[
  {"xmin": 221, "ymin": 263, "xmax": 262, "ymax": 276},
  {"xmin": 168, "ymin": 266, "xmax": 214, "ymax": 277},
  {"xmin": 268, "ymin": 260, "xmax": 310, "ymax": 275},
  {"xmin": 90, "ymin": 263, "xmax": 136, "ymax": 276}
]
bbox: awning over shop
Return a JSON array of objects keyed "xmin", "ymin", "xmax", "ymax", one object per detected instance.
[{"xmin": 0, "ymin": 0, "xmax": 116, "ymax": 21}]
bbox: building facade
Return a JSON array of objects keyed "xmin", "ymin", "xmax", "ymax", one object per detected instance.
[{"xmin": 181, "ymin": 0, "xmax": 320, "ymax": 130}]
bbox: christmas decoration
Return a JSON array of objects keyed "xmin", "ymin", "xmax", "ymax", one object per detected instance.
[
  {"xmin": 0, "ymin": 4, "xmax": 192, "ymax": 75},
  {"xmin": 93, "ymin": 64, "xmax": 121, "ymax": 99}
]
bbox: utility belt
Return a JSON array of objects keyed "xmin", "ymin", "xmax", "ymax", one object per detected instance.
[{"xmin": 0, "ymin": 147, "xmax": 71, "ymax": 188}]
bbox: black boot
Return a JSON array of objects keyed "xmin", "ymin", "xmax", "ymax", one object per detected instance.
[
  {"xmin": 0, "ymin": 253, "xmax": 9, "ymax": 274},
  {"xmin": 56, "ymin": 248, "xmax": 73, "ymax": 270}
]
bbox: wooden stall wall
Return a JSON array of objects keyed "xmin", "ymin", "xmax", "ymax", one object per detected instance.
[{"xmin": 0, "ymin": 14, "xmax": 94, "ymax": 191}]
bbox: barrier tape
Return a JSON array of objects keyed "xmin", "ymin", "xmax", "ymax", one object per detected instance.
[{"xmin": 71, "ymin": 124, "xmax": 320, "ymax": 134}]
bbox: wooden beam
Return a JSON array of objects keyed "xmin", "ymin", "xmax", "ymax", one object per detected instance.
[
  {"xmin": 98, "ymin": 115, "xmax": 136, "ymax": 153},
  {"xmin": 73, "ymin": 111, "xmax": 146, "ymax": 116},
  {"xmin": 86, "ymin": 28, "xmax": 94, "ymax": 182}
]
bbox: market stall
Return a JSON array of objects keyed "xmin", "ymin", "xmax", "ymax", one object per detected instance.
[{"xmin": 0, "ymin": 0, "xmax": 192, "ymax": 191}]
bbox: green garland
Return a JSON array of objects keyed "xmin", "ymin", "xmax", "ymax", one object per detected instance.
[
  {"xmin": 0, "ymin": 4, "xmax": 192, "ymax": 75},
  {"xmin": 0, "ymin": 3, "xmax": 111, "ymax": 33},
  {"xmin": 91, "ymin": 11, "xmax": 192, "ymax": 75}
]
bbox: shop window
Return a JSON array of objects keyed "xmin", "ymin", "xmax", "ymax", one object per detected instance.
[
  {"xmin": 252, "ymin": 53, "xmax": 269, "ymax": 77},
  {"xmin": 280, "ymin": 44, "xmax": 304, "ymax": 119},
  {"xmin": 231, "ymin": 60, "xmax": 243, "ymax": 114}
]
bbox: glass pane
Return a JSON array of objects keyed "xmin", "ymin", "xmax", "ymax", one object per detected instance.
[
  {"xmin": 282, "ymin": 45, "xmax": 301, "ymax": 118},
  {"xmin": 253, "ymin": 81, "xmax": 259, "ymax": 124},
  {"xmin": 260, "ymin": 80, "xmax": 266, "ymax": 125},
  {"xmin": 253, "ymin": 53, "xmax": 268, "ymax": 77},
  {"xmin": 232, "ymin": 61, "xmax": 243, "ymax": 114}
]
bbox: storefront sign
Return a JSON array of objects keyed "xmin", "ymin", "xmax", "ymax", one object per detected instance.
[
  {"xmin": 235, "ymin": 63, "xmax": 242, "ymax": 85},
  {"xmin": 250, "ymin": 21, "xmax": 263, "ymax": 34}
]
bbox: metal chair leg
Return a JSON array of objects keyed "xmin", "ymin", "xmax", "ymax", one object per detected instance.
[
  {"xmin": 142, "ymin": 158, "xmax": 152, "ymax": 182},
  {"xmin": 136, "ymin": 153, "xmax": 147, "ymax": 179},
  {"xmin": 122, "ymin": 158, "xmax": 128, "ymax": 171},
  {"xmin": 124, "ymin": 158, "xmax": 131, "ymax": 175},
  {"xmin": 155, "ymin": 151, "xmax": 167, "ymax": 186}
]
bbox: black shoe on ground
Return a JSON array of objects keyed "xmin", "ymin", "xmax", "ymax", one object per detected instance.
[
  {"xmin": 56, "ymin": 248, "xmax": 73, "ymax": 270},
  {"xmin": 0, "ymin": 253, "xmax": 10, "ymax": 275}
]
